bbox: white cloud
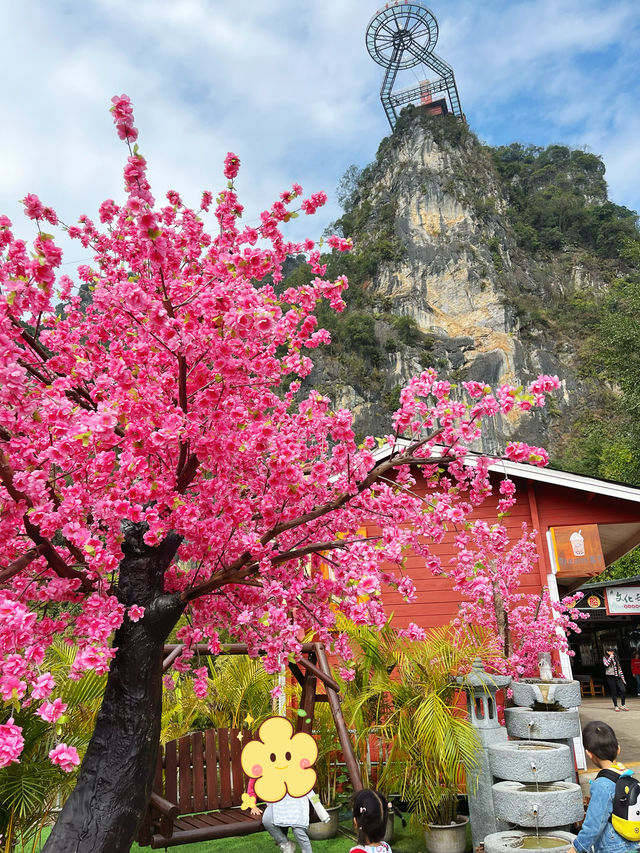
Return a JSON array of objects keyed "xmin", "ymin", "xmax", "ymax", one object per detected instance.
[{"xmin": 0, "ymin": 0, "xmax": 638, "ymax": 265}]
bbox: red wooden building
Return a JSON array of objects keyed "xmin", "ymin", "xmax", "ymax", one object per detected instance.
[{"xmin": 373, "ymin": 457, "xmax": 640, "ymax": 672}]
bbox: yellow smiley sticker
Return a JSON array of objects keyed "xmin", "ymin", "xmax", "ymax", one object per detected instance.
[
  {"xmin": 241, "ymin": 716, "xmax": 318, "ymax": 802},
  {"xmin": 240, "ymin": 793, "xmax": 257, "ymax": 811}
]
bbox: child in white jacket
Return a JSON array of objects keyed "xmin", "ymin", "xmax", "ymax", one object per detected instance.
[{"xmin": 248, "ymin": 779, "xmax": 330, "ymax": 853}]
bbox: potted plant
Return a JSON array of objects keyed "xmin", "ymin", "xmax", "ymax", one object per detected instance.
[{"xmin": 351, "ymin": 623, "xmax": 501, "ymax": 853}]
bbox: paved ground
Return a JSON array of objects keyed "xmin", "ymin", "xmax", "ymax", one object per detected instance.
[
  {"xmin": 578, "ymin": 694, "xmax": 640, "ymax": 777},
  {"xmin": 511, "ymin": 696, "xmax": 640, "ymax": 848}
]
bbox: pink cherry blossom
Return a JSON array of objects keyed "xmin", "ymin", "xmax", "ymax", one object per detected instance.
[
  {"xmin": 37, "ymin": 698, "xmax": 68, "ymax": 723},
  {"xmin": 49, "ymin": 743, "xmax": 80, "ymax": 772},
  {"xmin": 0, "ymin": 674, "xmax": 27, "ymax": 701},
  {"xmin": 31, "ymin": 672, "xmax": 55, "ymax": 700},
  {"xmin": 270, "ymin": 685, "xmax": 283, "ymax": 701},
  {"xmin": 0, "ymin": 93, "xmax": 563, "ymax": 785},
  {"xmin": 192, "ymin": 666, "xmax": 209, "ymax": 698},
  {"xmin": 223, "ymin": 152, "xmax": 240, "ymax": 179},
  {"xmin": 0, "ymin": 718, "xmax": 24, "ymax": 768},
  {"xmin": 22, "ymin": 193, "xmax": 45, "ymax": 220},
  {"xmin": 398, "ymin": 623, "xmax": 427, "ymax": 642},
  {"xmin": 128, "ymin": 605, "xmax": 145, "ymax": 622}
]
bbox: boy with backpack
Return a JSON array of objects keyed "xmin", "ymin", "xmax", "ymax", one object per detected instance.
[{"xmin": 568, "ymin": 721, "xmax": 640, "ymax": 853}]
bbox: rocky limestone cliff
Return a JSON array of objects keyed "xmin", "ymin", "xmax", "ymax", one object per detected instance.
[{"xmin": 304, "ymin": 107, "xmax": 623, "ymax": 455}]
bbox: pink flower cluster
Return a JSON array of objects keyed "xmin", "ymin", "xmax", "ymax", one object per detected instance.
[
  {"xmin": 398, "ymin": 622, "xmax": 426, "ymax": 642},
  {"xmin": 301, "ymin": 192, "xmax": 327, "ymax": 215},
  {"xmin": 192, "ymin": 666, "xmax": 209, "ymax": 698},
  {"xmin": 49, "ymin": 743, "xmax": 80, "ymax": 773},
  {"xmin": 223, "ymin": 152, "xmax": 240, "ymax": 180},
  {"xmin": 38, "ymin": 698, "xmax": 68, "ymax": 723},
  {"xmin": 0, "ymin": 717, "xmax": 24, "ymax": 769},
  {"xmin": 450, "ymin": 517, "xmax": 587, "ymax": 677},
  {"xmin": 326, "ymin": 235, "xmax": 353, "ymax": 252},
  {"xmin": 110, "ymin": 94, "xmax": 138, "ymax": 141}
]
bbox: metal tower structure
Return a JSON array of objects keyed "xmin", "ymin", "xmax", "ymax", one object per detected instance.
[{"xmin": 366, "ymin": 1, "xmax": 463, "ymax": 130}]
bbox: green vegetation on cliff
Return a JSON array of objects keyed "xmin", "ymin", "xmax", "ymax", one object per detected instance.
[
  {"xmin": 491, "ymin": 142, "xmax": 638, "ymax": 257},
  {"xmin": 489, "ymin": 145, "xmax": 640, "ymax": 493},
  {"xmin": 284, "ymin": 113, "xmax": 640, "ymax": 504}
]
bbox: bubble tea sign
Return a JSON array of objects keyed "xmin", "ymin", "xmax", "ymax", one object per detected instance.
[{"xmin": 551, "ymin": 524, "xmax": 605, "ymax": 578}]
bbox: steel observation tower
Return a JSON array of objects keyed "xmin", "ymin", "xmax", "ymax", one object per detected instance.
[{"xmin": 366, "ymin": 1, "xmax": 464, "ymax": 130}]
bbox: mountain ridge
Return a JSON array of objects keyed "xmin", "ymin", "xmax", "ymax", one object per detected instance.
[{"xmin": 286, "ymin": 106, "xmax": 638, "ymax": 478}]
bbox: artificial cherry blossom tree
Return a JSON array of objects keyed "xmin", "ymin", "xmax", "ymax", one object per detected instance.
[
  {"xmin": 449, "ymin": 513, "xmax": 586, "ymax": 677},
  {"xmin": 0, "ymin": 96, "xmax": 559, "ymax": 853}
]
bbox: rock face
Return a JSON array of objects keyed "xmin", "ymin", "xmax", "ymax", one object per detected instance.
[{"xmin": 314, "ymin": 108, "xmax": 610, "ymax": 452}]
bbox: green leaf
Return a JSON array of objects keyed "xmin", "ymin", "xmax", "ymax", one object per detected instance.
[{"xmin": 72, "ymin": 432, "xmax": 91, "ymax": 447}]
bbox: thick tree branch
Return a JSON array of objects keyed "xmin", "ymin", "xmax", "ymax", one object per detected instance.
[
  {"xmin": 176, "ymin": 452, "xmax": 200, "ymax": 493},
  {"xmin": 159, "ymin": 267, "xmax": 191, "ymax": 481},
  {"xmin": 14, "ymin": 318, "xmax": 52, "ymax": 363},
  {"xmin": 180, "ymin": 432, "xmax": 449, "ymax": 604},
  {"xmin": 0, "ymin": 450, "xmax": 94, "ymax": 592},
  {"xmin": 0, "ymin": 545, "xmax": 47, "ymax": 584},
  {"xmin": 180, "ymin": 537, "xmax": 359, "ymax": 602},
  {"xmin": 175, "ymin": 353, "xmax": 189, "ymax": 479}
]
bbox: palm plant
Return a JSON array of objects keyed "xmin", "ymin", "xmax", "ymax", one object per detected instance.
[
  {"xmin": 160, "ymin": 652, "xmax": 277, "ymax": 744},
  {"xmin": 310, "ymin": 701, "xmax": 348, "ymax": 808},
  {"xmin": 0, "ymin": 641, "xmax": 105, "ymax": 852},
  {"xmin": 336, "ymin": 615, "xmax": 397, "ymax": 788},
  {"xmin": 206, "ymin": 654, "xmax": 276, "ymax": 729},
  {"xmin": 349, "ymin": 623, "xmax": 501, "ymax": 828}
]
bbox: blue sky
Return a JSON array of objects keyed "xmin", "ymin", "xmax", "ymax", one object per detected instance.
[{"xmin": 1, "ymin": 0, "xmax": 639, "ymax": 264}]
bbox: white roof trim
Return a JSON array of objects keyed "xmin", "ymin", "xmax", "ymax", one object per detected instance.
[
  {"xmin": 371, "ymin": 441, "xmax": 640, "ymax": 504},
  {"xmin": 486, "ymin": 458, "xmax": 640, "ymax": 504}
]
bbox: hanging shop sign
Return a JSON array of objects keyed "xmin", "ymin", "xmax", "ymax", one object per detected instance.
[
  {"xmin": 605, "ymin": 585, "xmax": 640, "ymax": 616},
  {"xmin": 551, "ymin": 524, "xmax": 605, "ymax": 578}
]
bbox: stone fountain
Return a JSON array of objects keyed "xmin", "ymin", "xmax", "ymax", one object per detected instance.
[{"xmin": 460, "ymin": 661, "xmax": 584, "ymax": 852}]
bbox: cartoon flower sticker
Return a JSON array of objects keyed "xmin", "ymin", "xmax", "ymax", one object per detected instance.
[{"xmin": 241, "ymin": 716, "xmax": 317, "ymax": 802}]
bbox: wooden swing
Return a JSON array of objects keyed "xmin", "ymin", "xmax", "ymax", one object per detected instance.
[{"xmin": 136, "ymin": 642, "xmax": 363, "ymax": 849}]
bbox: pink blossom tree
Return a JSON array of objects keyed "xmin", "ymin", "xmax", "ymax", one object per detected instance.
[
  {"xmin": 449, "ymin": 505, "xmax": 587, "ymax": 677},
  {"xmin": 0, "ymin": 97, "xmax": 560, "ymax": 852}
]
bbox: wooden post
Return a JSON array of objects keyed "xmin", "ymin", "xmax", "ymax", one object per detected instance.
[{"xmin": 296, "ymin": 666, "xmax": 317, "ymax": 734}]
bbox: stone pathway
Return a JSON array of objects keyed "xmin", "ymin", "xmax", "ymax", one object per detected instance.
[{"xmin": 578, "ymin": 695, "xmax": 640, "ymax": 760}]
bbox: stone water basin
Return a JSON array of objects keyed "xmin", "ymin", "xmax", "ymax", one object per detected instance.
[
  {"xmin": 490, "ymin": 741, "xmax": 573, "ymax": 783},
  {"xmin": 504, "ymin": 707, "xmax": 581, "ymax": 741},
  {"xmin": 510, "ymin": 679, "xmax": 580, "ymax": 710},
  {"xmin": 492, "ymin": 780, "xmax": 584, "ymax": 827},
  {"xmin": 484, "ymin": 829, "xmax": 576, "ymax": 852}
]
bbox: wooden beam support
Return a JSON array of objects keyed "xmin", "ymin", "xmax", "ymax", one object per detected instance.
[
  {"xmin": 294, "ymin": 652, "xmax": 339, "ymax": 693},
  {"xmin": 314, "ymin": 643, "xmax": 363, "ymax": 793}
]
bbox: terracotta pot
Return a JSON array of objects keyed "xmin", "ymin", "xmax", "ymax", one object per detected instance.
[
  {"xmin": 424, "ymin": 815, "xmax": 469, "ymax": 853},
  {"xmin": 307, "ymin": 806, "xmax": 340, "ymax": 840}
]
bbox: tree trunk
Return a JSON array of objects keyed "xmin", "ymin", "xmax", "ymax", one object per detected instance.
[
  {"xmin": 492, "ymin": 580, "xmax": 511, "ymax": 659},
  {"xmin": 43, "ymin": 523, "xmax": 185, "ymax": 853}
]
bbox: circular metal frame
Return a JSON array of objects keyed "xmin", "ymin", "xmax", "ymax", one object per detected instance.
[{"xmin": 366, "ymin": 2, "xmax": 439, "ymax": 70}]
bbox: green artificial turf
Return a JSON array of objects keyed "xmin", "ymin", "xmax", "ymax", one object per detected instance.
[{"xmin": 15, "ymin": 815, "xmax": 437, "ymax": 853}]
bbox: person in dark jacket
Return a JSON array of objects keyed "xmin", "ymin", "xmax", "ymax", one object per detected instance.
[{"xmin": 603, "ymin": 647, "xmax": 627, "ymax": 711}]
